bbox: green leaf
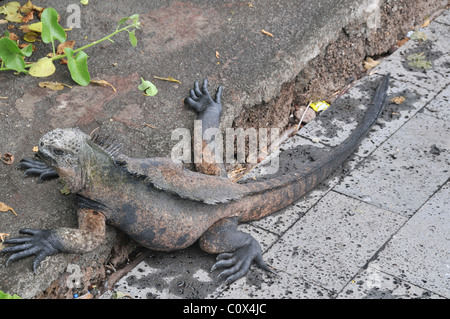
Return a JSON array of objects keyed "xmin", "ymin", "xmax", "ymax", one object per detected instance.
[
  {"xmin": 129, "ymin": 30, "xmax": 137, "ymax": 47},
  {"xmin": 138, "ymin": 77, "xmax": 158, "ymax": 96},
  {"xmin": 41, "ymin": 8, "xmax": 67, "ymax": 45},
  {"xmin": 28, "ymin": 22, "xmax": 42, "ymax": 33},
  {"xmin": 65, "ymin": 47, "xmax": 90, "ymax": 86},
  {"xmin": 406, "ymin": 53, "xmax": 432, "ymax": 69},
  {"xmin": 0, "ymin": 37, "xmax": 26, "ymax": 72},
  {"xmin": 28, "ymin": 57, "xmax": 56, "ymax": 77},
  {"xmin": 144, "ymin": 84, "xmax": 158, "ymax": 96},
  {"xmin": 20, "ymin": 43, "xmax": 33, "ymax": 57},
  {"xmin": 116, "ymin": 14, "xmax": 140, "ymax": 30},
  {"xmin": 138, "ymin": 77, "xmax": 151, "ymax": 90},
  {"xmin": 0, "ymin": 290, "xmax": 22, "ymax": 299}
]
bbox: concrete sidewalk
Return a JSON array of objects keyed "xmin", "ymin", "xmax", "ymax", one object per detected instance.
[
  {"xmin": 102, "ymin": 9, "xmax": 450, "ymax": 299},
  {"xmin": 0, "ymin": 0, "xmax": 448, "ymax": 299}
]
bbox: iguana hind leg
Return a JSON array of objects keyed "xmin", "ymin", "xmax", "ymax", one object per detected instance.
[
  {"xmin": 184, "ymin": 79, "xmax": 227, "ymax": 177},
  {"xmin": 199, "ymin": 217, "xmax": 275, "ymax": 284}
]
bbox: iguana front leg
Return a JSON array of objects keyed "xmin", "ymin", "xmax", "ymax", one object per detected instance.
[
  {"xmin": 199, "ymin": 217, "xmax": 275, "ymax": 284},
  {"xmin": 1, "ymin": 208, "xmax": 105, "ymax": 273},
  {"xmin": 184, "ymin": 78, "xmax": 227, "ymax": 177},
  {"xmin": 18, "ymin": 158, "xmax": 59, "ymax": 182}
]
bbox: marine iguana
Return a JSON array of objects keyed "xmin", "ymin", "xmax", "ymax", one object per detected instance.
[{"xmin": 1, "ymin": 74, "xmax": 390, "ymax": 284}]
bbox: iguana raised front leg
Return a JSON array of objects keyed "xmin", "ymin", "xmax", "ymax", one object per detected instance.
[
  {"xmin": 184, "ymin": 78, "xmax": 227, "ymax": 177},
  {"xmin": 18, "ymin": 158, "xmax": 59, "ymax": 182},
  {"xmin": 199, "ymin": 217, "xmax": 274, "ymax": 284},
  {"xmin": 185, "ymin": 79, "xmax": 274, "ymax": 284},
  {"xmin": 1, "ymin": 208, "xmax": 106, "ymax": 273}
]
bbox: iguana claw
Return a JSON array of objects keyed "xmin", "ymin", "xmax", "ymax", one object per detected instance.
[
  {"xmin": 1, "ymin": 228, "xmax": 62, "ymax": 274},
  {"xmin": 211, "ymin": 238, "xmax": 276, "ymax": 285},
  {"xmin": 18, "ymin": 158, "xmax": 59, "ymax": 182},
  {"xmin": 184, "ymin": 78, "xmax": 223, "ymax": 114}
]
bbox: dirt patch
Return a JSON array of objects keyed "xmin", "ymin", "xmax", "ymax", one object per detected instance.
[{"xmin": 234, "ymin": 1, "xmax": 446, "ymax": 134}]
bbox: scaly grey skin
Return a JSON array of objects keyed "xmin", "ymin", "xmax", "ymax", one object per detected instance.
[{"xmin": 1, "ymin": 75, "xmax": 390, "ymax": 284}]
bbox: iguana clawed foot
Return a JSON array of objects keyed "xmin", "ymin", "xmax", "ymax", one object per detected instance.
[
  {"xmin": 1, "ymin": 228, "xmax": 62, "ymax": 274},
  {"xmin": 211, "ymin": 238, "xmax": 276, "ymax": 285},
  {"xmin": 18, "ymin": 158, "xmax": 59, "ymax": 182},
  {"xmin": 184, "ymin": 78, "xmax": 223, "ymax": 114}
]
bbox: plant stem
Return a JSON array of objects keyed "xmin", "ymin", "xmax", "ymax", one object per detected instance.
[
  {"xmin": 0, "ymin": 22, "xmax": 138, "ymax": 73},
  {"xmin": 50, "ymin": 24, "xmax": 136, "ymax": 62}
]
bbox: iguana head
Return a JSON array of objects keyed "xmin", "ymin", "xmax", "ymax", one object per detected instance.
[{"xmin": 36, "ymin": 128, "xmax": 92, "ymax": 192}]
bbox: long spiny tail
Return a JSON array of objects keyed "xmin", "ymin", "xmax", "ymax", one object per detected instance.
[{"xmin": 237, "ymin": 73, "xmax": 390, "ymax": 221}]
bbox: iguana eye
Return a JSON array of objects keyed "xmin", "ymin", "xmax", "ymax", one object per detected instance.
[{"xmin": 53, "ymin": 148, "xmax": 65, "ymax": 156}]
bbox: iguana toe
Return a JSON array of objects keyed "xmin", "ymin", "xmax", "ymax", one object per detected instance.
[
  {"xmin": 211, "ymin": 239, "xmax": 275, "ymax": 285},
  {"xmin": 1, "ymin": 228, "xmax": 62, "ymax": 274},
  {"xmin": 18, "ymin": 158, "xmax": 59, "ymax": 181}
]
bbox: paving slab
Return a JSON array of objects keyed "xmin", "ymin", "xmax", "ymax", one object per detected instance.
[
  {"xmin": 334, "ymin": 113, "xmax": 450, "ymax": 217},
  {"xmin": 263, "ymin": 191, "xmax": 407, "ymax": 293},
  {"xmin": 337, "ymin": 266, "xmax": 444, "ymax": 299},
  {"xmin": 370, "ymin": 182, "xmax": 450, "ymax": 298},
  {"xmin": 372, "ymin": 16, "xmax": 449, "ymax": 92},
  {"xmin": 422, "ymin": 84, "xmax": 450, "ymax": 121}
]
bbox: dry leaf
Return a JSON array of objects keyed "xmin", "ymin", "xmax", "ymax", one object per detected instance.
[
  {"xmin": 90, "ymin": 79, "xmax": 117, "ymax": 92},
  {"xmin": 56, "ymin": 40, "xmax": 75, "ymax": 55},
  {"xmin": 19, "ymin": 24, "xmax": 30, "ymax": 32},
  {"xmin": 23, "ymin": 31, "xmax": 38, "ymax": 42},
  {"xmin": 421, "ymin": 19, "xmax": 430, "ymax": 28},
  {"xmin": 215, "ymin": 51, "xmax": 220, "ymax": 59},
  {"xmin": 1, "ymin": 153, "xmax": 14, "ymax": 165},
  {"xmin": 363, "ymin": 57, "xmax": 381, "ymax": 70},
  {"xmin": 153, "ymin": 76, "xmax": 181, "ymax": 84},
  {"xmin": 0, "ymin": 233, "xmax": 10, "ymax": 242},
  {"xmin": 8, "ymin": 32, "xmax": 18, "ymax": 41},
  {"xmin": 32, "ymin": 146, "xmax": 39, "ymax": 152},
  {"xmin": 20, "ymin": 0, "xmax": 44, "ymax": 15},
  {"xmin": 22, "ymin": 10, "xmax": 33, "ymax": 23},
  {"xmin": 144, "ymin": 123, "xmax": 157, "ymax": 129},
  {"xmin": 397, "ymin": 37, "xmax": 409, "ymax": 47},
  {"xmin": 0, "ymin": 202, "xmax": 17, "ymax": 216},
  {"xmin": 38, "ymin": 81, "xmax": 71, "ymax": 90},
  {"xmin": 390, "ymin": 96, "xmax": 406, "ymax": 105},
  {"xmin": 261, "ymin": 29, "xmax": 273, "ymax": 37}
]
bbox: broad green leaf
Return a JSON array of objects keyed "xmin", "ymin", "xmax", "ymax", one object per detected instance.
[
  {"xmin": 65, "ymin": 47, "xmax": 90, "ymax": 86},
  {"xmin": 129, "ymin": 30, "xmax": 137, "ymax": 47},
  {"xmin": 41, "ymin": 8, "xmax": 66, "ymax": 44},
  {"xmin": 28, "ymin": 57, "xmax": 56, "ymax": 77},
  {"xmin": 0, "ymin": 37, "xmax": 26, "ymax": 72}
]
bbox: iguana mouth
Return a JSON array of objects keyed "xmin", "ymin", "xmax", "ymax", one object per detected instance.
[{"xmin": 34, "ymin": 149, "xmax": 56, "ymax": 168}]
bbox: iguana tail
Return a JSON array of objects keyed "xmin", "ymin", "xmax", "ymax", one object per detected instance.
[{"xmin": 237, "ymin": 73, "xmax": 390, "ymax": 222}]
